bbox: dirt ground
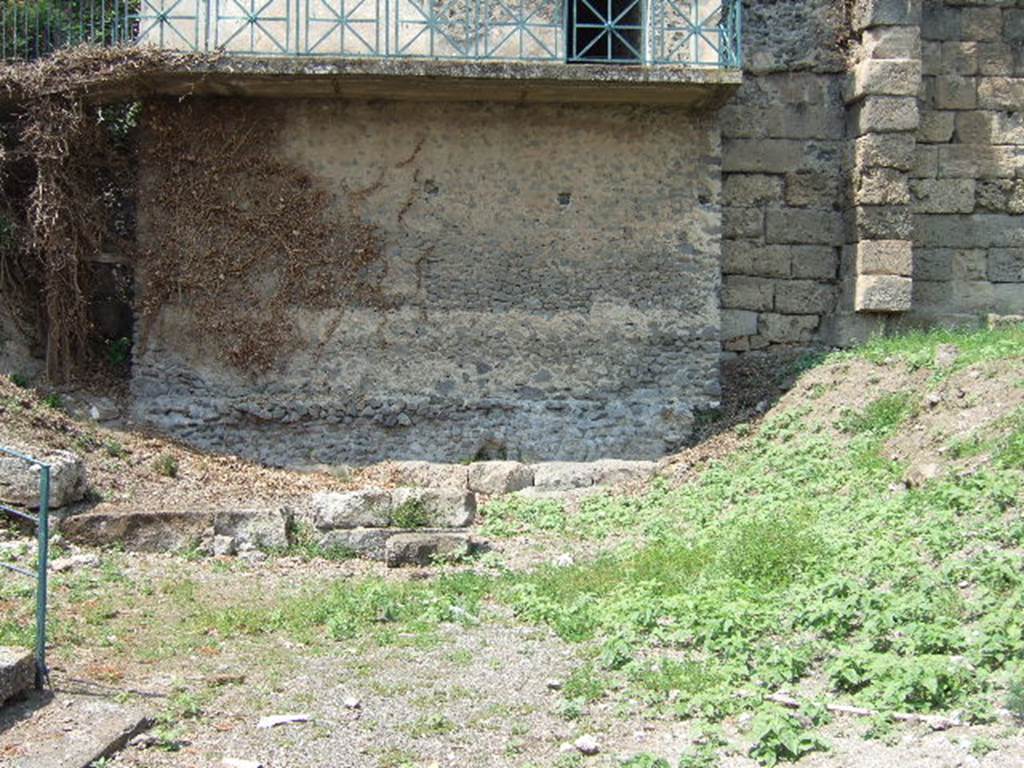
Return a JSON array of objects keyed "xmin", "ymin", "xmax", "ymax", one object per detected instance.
[
  {"xmin": 1, "ymin": 549, "xmax": 1023, "ymax": 768},
  {"xmin": 3, "ymin": 338, "xmax": 1024, "ymax": 766}
]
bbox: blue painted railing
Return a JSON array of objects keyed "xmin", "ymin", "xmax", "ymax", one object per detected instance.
[{"xmin": 1, "ymin": 0, "xmax": 741, "ymax": 66}]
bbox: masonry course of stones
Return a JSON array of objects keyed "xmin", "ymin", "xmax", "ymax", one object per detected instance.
[{"xmin": 721, "ymin": 0, "xmax": 1024, "ymax": 354}]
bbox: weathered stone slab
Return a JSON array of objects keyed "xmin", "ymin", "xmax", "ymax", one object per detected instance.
[
  {"xmin": 7, "ymin": 696, "xmax": 151, "ymax": 768},
  {"xmin": 0, "ymin": 647, "xmax": 33, "ymax": 704},
  {"xmin": 312, "ymin": 488, "xmax": 475, "ymax": 530},
  {"xmin": 530, "ymin": 460, "xmax": 656, "ymax": 491},
  {"xmin": 856, "ymin": 240, "xmax": 914, "ymax": 276},
  {"xmin": 467, "ymin": 461, "xmax": 534, "ymax": 495},
  {"xmin": 389, "ymin": 487, "xmax": 476, "ymax": 528},
  {"xmin": 317, "ymin": 528, "xmax": 392, "ymax": 560},
  {"xmin": 856, "ymin": 274, "xmax": 913, "ymax": 312},
  {"xmin": 385, "ymin": 532, "xmax": 472, "ymax": 567},
  {"xmin": 0, "ymin": 451, "xmax": 86, "ymax": 509},
  {"xmin": 59, "ymin": 509, "xmax": 213, "ymax": 552},
  {"xmin": 382, "ymin": 461, "xmax": 469, "ymax": 488},
  {"xmin": 213, "ymin": 508, "xmax": 293, "ymax": 550},
  {"xmin": 312, "ymin": 489, "xmax": 393, "ymax": 530}
]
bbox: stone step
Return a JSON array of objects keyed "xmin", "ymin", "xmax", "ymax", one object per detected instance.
[
  {"xmin": 319, "ymin": 527, "xmax": 475, "ymax": 562},
  {"xmin": 311, "ymin": 487, "xmax": 475, "ymax": 531},
  {"xmin": 385, "ymin": 532, "xmax": 473, "ymax": 568},
  {"xmin": 0, "ymin": 647, "xmax": 34, "ymax": 706},
  {"xmin": 362, "ymin": 459, "xmax": 657, "ymax": 495},
  {"xmin": 59, "ymin": 507, "xmax": 292, "ymax": 553}
]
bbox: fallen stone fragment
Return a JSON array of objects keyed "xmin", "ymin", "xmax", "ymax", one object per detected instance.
[
  {"xmin": 574, "ymin": 734, "xmax": 600, "ymax": 755},
  {"xmin": 935, "ymin": 343, "xmax": 960, "ymax": 368},
  {"xmin": 545, "ymin": 678, "xmax": 563, "ymax": 690},
  {"xmin": 343, "ymin": 696, "xmax": 361, "ymax": 709},
  {"xmin": 212, "ymin": 535, "xmax": 237, "ymax": 557},
  {"xmin": 904, "ymin": 462, "xmax": 941, "ymax": 488},
  {"xmin": 50, "ymin": 553, "xmax": 101, "ymax": 573},
  {"xmin": 256, "ymin": 713, "xmax": 310, "ymax": 729},
  {"xmin": 385, "ymin": 532, "xmax": 472, "ymax": 567},
  {"xmin": 0, "ymin": 646, "xmax": 34, "ymax": 704},
  {"xmin": 0, "ymin": 450, "xmax": 87, "ymax": 509}
]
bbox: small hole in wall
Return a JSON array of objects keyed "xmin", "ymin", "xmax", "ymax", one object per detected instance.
[
  {"xmin": 557, "ymin": 191, "xmax": 572, "ymax": 207},
  {"xmin": 424, "ymin": 179, "xmax": 440, "ymax": 196}
]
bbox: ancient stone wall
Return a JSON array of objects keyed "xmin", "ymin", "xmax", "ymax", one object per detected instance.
[
  {"xmin": 131, "ymin": 98, "xmax": 723, "ymax": 465},
  {"xmin": 908, "ymin": 0, "xmax": 1024, "ymax": 325},
  {"xmin": 724, "ymin": 0, "xmax": 1024, "ymax": 354},
  {"xmin": 719, "ymin": 0, "xmax": 849, "ymax": 354}
]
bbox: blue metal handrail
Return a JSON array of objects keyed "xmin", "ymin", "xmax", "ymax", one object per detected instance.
[
  {"xmin": 1, "ymin": 0, "xmax": 743, "ymax": 67},
  {"xmin": 0, "ymin": 446, "xmax": 50, "ymax": 691}
]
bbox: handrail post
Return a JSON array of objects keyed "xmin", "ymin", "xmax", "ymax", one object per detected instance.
[{"xmin": 34, "ymin": 464, "xmax": 49, "ymax": 690}]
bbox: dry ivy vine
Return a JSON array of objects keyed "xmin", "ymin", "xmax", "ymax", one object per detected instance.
[
  {"xmin": 137, "ymin": 98, "xmax": 391, "ymax": 373},
  {"xmin": 0, "ymin": 46, "xmax": 390, "ymax": 380}
]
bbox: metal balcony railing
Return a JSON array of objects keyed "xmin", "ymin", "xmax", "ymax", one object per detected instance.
[{"xmin": 1, "ymin": 0, "xmax": 741, "ymax": 66}]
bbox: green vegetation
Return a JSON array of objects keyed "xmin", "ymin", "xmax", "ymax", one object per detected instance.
[
  {"xmin": 840, "ymin": 323, "xmax": 1024, "ymax": 374},
  {"xmin": 152, "ymin": 453, "xmax": 179, "ymax": 478},
  {"xmin": 13, "ymin": 326, "xmax": 1023, "ymax": 765},
  {"xmin": 391, "ymin": 498, "xmax": 429, "ymax": 529}
]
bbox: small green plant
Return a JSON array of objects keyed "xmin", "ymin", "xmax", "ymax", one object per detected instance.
[
  {"xmin": 748, "ymin": 707, "xmax": 829, "ymax": 766},
  {"xmin": 1007, "ymin": 676, "xmax": 1024, "ymax": 720},
  {"xmin": 153, "ymin": 453, "xmax": 179, "ymax": 478},
  {"xmin": 104, "ymin": 440, "xmax": 128, "ymax": 459},
  {"xmin": 563, "ymin": 662, "xmax": 607, "ymax": 704},
  {"xmin": 406, "ymin": 713, "xmax": 456, "ymax": 738},
  {"xmin": 282, "ymin": 520, "xmax": 356, "ymax": 561},
  {"xmin": 106, "ymin": 336, "xmax": 132, "ymax": 367},
  {"xmin": 8, "ymin": 373, "xmax": 29, "ymax": 388},
  {"xmin": 837, "ymin": 392, "xmax": 915, "ymax": 438},
  {"xmin": 620, "ymin": 754, "xmax": 671, "ymax": 768},
  {"xmin": 41, "ymin": 393, "xmax": 63, "ymax": 410},
  {"xmin": 970, "ymin": 737, "xmax": 997, "ymax": 758},
  {"xmin": 391, "ymin": 499, "xmax": 429, "ymax": 528}
]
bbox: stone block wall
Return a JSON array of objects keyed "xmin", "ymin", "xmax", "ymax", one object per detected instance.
[
  {"xmin": 725, "ymin": 0, "xmax": 1023, "ymax": 354},
  {"xmin": 719, "ymin": 0, "xmax": 848, "ymax": 353},
  {"xmin": 909, "ymin": 0, "xmax": 1024, "ymax": 325}
]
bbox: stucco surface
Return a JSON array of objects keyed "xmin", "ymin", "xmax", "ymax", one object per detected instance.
[{"xmin": 132, "ymin": 98, "xmax": 722, "ymax": 464}]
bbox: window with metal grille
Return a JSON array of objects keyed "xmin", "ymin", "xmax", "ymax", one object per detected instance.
[{"xmin": 567, "ymin": 0, "xmax": 643, "ymax": 64}]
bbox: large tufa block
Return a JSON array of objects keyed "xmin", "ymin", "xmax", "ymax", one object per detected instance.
[
  {"xmin": 0, "ymin": 646, "xmax": 34, "ymax": 703},
  {"xmin": 467, "ymin": 461, "xmax": 534, "ymax": 496},
  {"xmin": 856, "ymin": 240, "xmax": 914, "ymax": 276},
  {"xmin": 385, "ymin": 532, "xmax": 473, "ymax": 568},
  {"xmin": 856, "ymin": 274, "xmax": 913, "ymax": 312},
  {"xmin": 847, "ymin": 96, "xmax": 920, "ymax": 135},
  {"xmin": 311, "ymin": 487, "xmax": 475, "ymax": 530},
  {"xmin": 0, "ymin": 450, "xmax": 86, "ymax": 509},
  {"xmin": 850, "ymin": 59, "xmax": 922, "ymax": 101},
  {"xmin": 852, "ymin": 0, "xmax": 922, "ymax": 33}
]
